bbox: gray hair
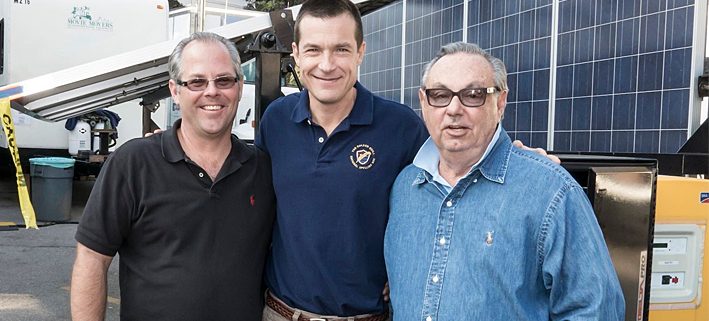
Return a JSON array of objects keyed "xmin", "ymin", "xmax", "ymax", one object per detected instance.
[
  {"xmin": 168, "ymin": 32, "xmax": 243, "ymax": 81},
  {"xmin": 421, "ymin": 42, "xmax": 508, "ymax": 92}
]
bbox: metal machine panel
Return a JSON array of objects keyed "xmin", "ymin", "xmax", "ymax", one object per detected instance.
[{"xmin": 561, "ymin": 155, "xmax": 657, "ymax": 321}]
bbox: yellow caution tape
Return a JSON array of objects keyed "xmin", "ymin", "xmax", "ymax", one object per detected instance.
[{"xmin": 0, "ymin": 98, "xmax": 38, "ymax": 229}]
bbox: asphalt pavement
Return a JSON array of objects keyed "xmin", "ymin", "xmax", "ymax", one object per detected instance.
[{"xmin": 0, "ymin": 178, "xmax": 120, "ymax": 321}]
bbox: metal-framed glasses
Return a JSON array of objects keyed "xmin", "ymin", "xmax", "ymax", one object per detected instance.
[
  {"xmin": 423, "ymin": 86, "xmax": 501, "ymax": 108},
  {"xmin": 176, "ymin": 75, "xmax": 239, "ymax": 91}
]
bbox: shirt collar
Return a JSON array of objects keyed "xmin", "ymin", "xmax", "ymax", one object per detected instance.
[
  {"xmin": 290, "ymin": 81, "xmax": 374, "ymax": 125},
  {"xmin": 413, "ymin": 125, "xmax": 507, "ymax": 189},
  {"xmin": 161, "ymin": 119, "xmax": 254, "ymax": 173}
]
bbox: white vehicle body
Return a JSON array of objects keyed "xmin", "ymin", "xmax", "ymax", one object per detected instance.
[{"xmin": 0, "ymin": 0, "xmax": 169, "ymax": 150}]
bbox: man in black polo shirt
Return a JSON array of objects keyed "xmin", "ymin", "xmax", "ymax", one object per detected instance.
[{"xmin": 70, "ymin": 32, "xmax": 275, "ymax": 321}]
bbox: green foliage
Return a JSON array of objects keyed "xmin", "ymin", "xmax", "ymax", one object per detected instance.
[{"xmin": 245, "ymin": 0, "xmax": 304, "ymax": 12}]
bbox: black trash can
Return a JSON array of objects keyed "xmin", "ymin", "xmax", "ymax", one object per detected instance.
[{"xmin": 29, "ymin": 157, "xmax": 75, "ymax": 222}]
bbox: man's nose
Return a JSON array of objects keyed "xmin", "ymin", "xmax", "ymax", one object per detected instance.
[
  {"xmin": 445, "ymin": 95, "xmax": 464, "ymax": 115},
  {"xmin": 318, "ymin": 52, "xmax": 336, "ymax": 72},
  {"xmin": 203, "ymin": 80, "xmax": 221, "ymax": 96}
]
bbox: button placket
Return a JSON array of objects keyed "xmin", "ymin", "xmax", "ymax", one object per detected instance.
[{"xmin": 421, "ymin": 193, "xmax": 457, "ymax": 320}]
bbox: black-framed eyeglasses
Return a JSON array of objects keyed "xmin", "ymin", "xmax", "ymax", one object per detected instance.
[
  {"xmin": 423, "ymin": 86, "xmax": 501, "ymax": 108},
  {"xmin": 176, "ymin": 75, "xmax": 239, "ymax": 91}
]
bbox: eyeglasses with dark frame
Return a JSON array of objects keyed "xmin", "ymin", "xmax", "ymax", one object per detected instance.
[
  {"xmin": 176, "ymin": 75, "xmax": 240, "ymax": 91},
  {"xmin": 423, "ymin": 86, "xmax": 501, "ymax": 108}
]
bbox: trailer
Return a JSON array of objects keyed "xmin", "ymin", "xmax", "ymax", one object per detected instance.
[{"xmin": 0, "ymin": 0, "xmax": 169, "ymax": 154}]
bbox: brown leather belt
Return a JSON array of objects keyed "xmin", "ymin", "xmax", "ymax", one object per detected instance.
[{"xmin": 265, "ymin": 292, "xmax": 388, "ymax": 321}]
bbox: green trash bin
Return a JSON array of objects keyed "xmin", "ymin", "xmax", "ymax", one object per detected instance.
[{"xmin": 29, "ymin": 157, "xmax": 75, "ymax": 222}]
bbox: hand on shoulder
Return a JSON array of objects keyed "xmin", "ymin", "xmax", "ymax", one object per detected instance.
[
  {"xmin": 512, "ymin": 140, "xmax": 561, "ymax": 164},
  {"xmin": 143, "ymin": 129, "xmax": 163, "ymax": 138}
]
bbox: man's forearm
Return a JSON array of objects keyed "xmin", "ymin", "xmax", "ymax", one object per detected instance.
[{"xmin": 71, "ymin": 243, "xmax": 113, "ymax": 321}]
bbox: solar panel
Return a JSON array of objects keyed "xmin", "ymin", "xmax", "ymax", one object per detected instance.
[{"xmin": 360, "ymin": 0, "xmax": 704, "ymax": 153}]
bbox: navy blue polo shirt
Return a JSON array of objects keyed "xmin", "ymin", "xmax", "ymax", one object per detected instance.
[{"xmin": 256, "ymin": 82, "xmax": 428, "ymax": 316}]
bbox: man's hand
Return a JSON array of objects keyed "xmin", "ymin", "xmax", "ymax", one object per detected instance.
[
  {"xmin": 512, "ymin": 140, "xmax": 561, "ymax": 164},
  {"xmin": 143, "ymin": 129, "xmax": 163, "ymax": 138},
  {"xmin": 382, "ymin": 282, "xmax": 390, "ymax": 302}
]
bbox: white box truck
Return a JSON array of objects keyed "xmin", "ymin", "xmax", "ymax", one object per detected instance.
[{"xmin": 0, "ymin": 0, "xmax": 169, "ymax": 153}]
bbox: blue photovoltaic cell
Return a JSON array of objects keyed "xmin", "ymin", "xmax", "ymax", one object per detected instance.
[
  {"xmin": 593, "ymin": 61, "xmax": 614, "ymax": 95},
  {"xmin": 358, "ymin": 0, "xmax": 698, "ymax": 153},
  {"xmin": 613, "ymin": 130, "xmax": 634, "ymax": 152},
  {"xmin": 503, "ymin": 103, "xmax": 517, "ymax": 129},
  {"xmin": 591, "ymin": 131, "xmax": 612, "ymax": 151},
  {"xmin": 592, "ymin": 96, "xmax": 613, "ymax": 130},
  {"xmin": 532, "ymin": 101, "xmax": 549, "ymax": 131},
  {"xmin": 614, "ymin": 56, "xmax": 638, "ymax": 93},
  {"xmin": 516, "ymin": 102, "xmax": 532, "ymax": 131},
  {"xmin": 594, "ymin": 23, "xmax": 616, "ymax": 60},
  {"xmin": 555, "ymin": 98, "xmax": 572, "ymax": 130},
  {"xmin": 636, "ymin": 92, "xmax": 662, "ymax": 130},
  {"xmin": 572, "ymin": 131, "xmax": 591, "ymax": 151},
  {"xmin": 661, "ymin": 89, "xmax": 690, "ymax": 129},
  {"xmin": 613, "ymin": 94, "xmax": 636, "ymax": 130},
  {"xmin": 572, "ymin": 98, "xmax": 592, "ymax": 130}
]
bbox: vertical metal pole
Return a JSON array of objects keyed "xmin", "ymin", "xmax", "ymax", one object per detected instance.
[
  {"xmin": 254, "ymin": 52, "xmax": 283, "ymax": 134},
  {"xmin": 195, "ymin": 0, "xmax": 206, "ymax": 32}
]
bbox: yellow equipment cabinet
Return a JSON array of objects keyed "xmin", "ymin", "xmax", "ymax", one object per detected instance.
[{"xmin": 650, "ymin": 175, "xmax": 709, "ymax": 321}]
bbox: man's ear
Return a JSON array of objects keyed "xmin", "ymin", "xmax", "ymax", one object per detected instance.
[
  {"xmin": 356, "ymin": 41, "xmax": 367, "ymax": 65},
  {"xmin": 168, "ymin": 79, "xmax": 180, "ymax": 106},
  {"xmin": 291, "ymin": 42, "xmax": 300, "ymax": 66},
  {"xmin": 496, "ymin": 90, "xmax": 508, "ymax": 119}
]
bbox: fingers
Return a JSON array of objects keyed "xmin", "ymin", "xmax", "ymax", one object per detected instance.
[
  {"xmin": 143, "ymin": 129, "xmax": 163, "ymax": 138},
  {"xmin": 382, "ymin": 282, "xmax": 390, "ymax": 302},
  {"xmin": 547, "ymin": 153, "xmax": 561, "ymax": 164},
  {"xmin": 512, "ymin": 140, "xmax": 561, "ymax": 164}
]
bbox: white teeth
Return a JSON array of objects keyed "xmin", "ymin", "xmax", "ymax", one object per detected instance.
[{"xmin": 202, "ymin": 105, "xmax": 223, "ymax": 111}]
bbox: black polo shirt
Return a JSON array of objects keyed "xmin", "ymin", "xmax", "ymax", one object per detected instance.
[{"xmin": 76, "ymin": 120, "xmax": 275, "ymax": 321}]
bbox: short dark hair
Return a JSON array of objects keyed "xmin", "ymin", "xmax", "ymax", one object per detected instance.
[{"xmin": 294, "ymin": 0, "xmax": 363, "ymax": 47}]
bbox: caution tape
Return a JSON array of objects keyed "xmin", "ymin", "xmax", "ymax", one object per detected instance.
[{"xmin": 0, "ymin": 97, "xmax": 38, "ymax": 229}]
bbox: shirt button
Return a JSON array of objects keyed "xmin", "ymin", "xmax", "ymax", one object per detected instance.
[
  {"xmin": 432, "ymin": 275, "xmax": 439, "ymax": 283},
  {"xmin": 439, "ymin": 237, "xmax": 446, "ymax": 245},
  {"xmin": 198, "ymin": 172, "xmax": 204, "ymax": 178},
  {"xmin": 473, "ymin": 178, "xmax": 478, "ymax": 183},
  {"xmin": 318, "ymin": 137, "xmax": 324, "ymax": 143},
  {"xmin": 307, "ymin": 119, "xmax": 312, "ymax": 125},
  {"xmin": 446, "ymin": 200, "xmax": 453, "ymax": 207},
  {"xmin": 426, "ymin": 316, "xmax": 433, "ymax": 321}
]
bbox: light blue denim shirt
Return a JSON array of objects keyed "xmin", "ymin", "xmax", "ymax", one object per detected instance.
[
  {"xmin": 412, "ymin": 125, "xmax": 501, "ymax": 193},
  {"xmin": 384, "ymin": 128, "xmax": 625, "ymax": 321}
]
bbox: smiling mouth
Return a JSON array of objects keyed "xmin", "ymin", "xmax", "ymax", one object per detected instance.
[
  {"xmin": 201, "ymin": 105, "xmax": 225, "ymax": 111},
  {"xmin": 313, "ymin": 75, "xmax": 341, "ymax": 82}
]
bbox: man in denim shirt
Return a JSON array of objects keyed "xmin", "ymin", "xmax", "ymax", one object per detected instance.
[{"xmin": 383, "ymin": 42, "xmax": 624, "ymax": 321}]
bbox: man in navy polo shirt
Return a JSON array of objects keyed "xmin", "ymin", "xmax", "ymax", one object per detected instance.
[
  {"xmin": 255, "ymin": 1, "xmax": 558, "ymax": 320},
  {"xmin": 255, "ymin": 0, "xmax": 427, "ymax": 320}
]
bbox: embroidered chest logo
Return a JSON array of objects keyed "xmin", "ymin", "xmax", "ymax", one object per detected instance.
[{"xmin": 350, "ymin": 144, "xmax": 376, "ymax": 170}]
